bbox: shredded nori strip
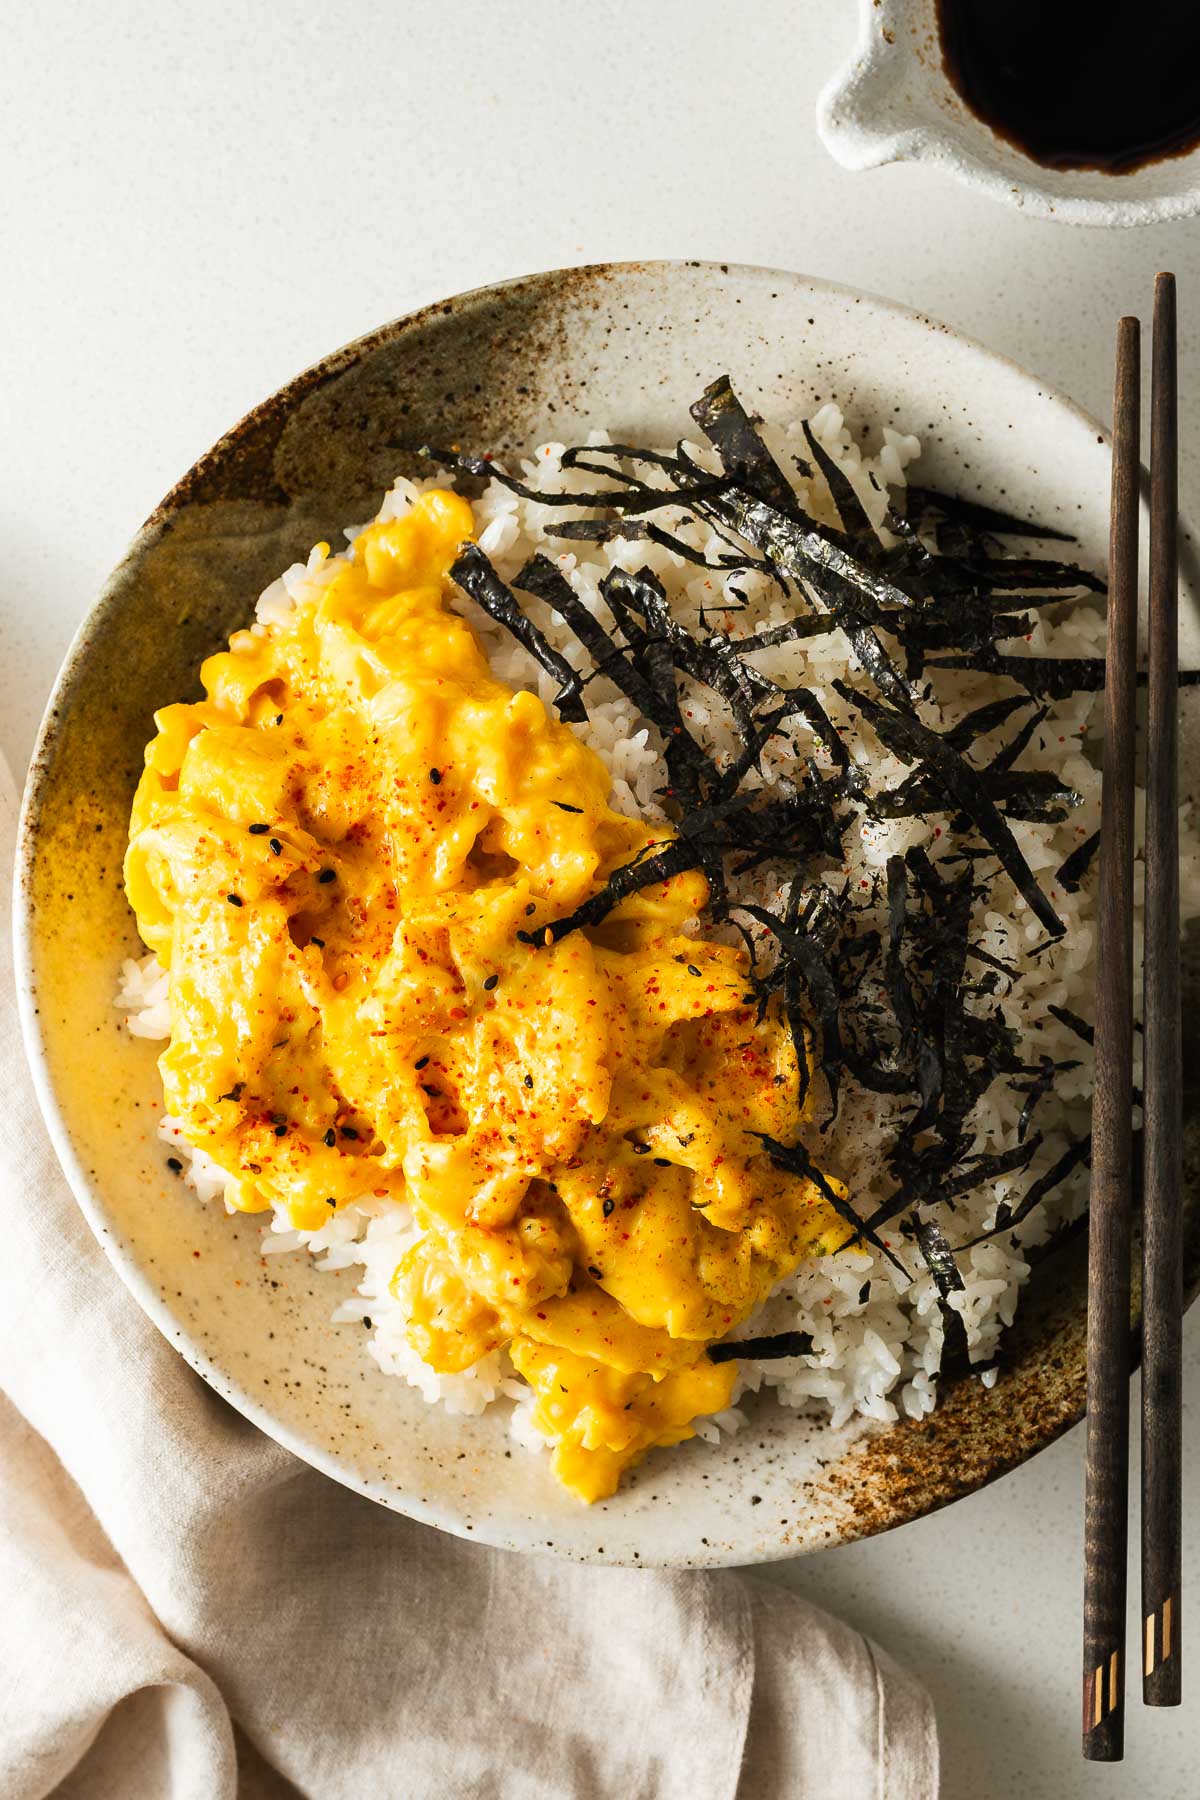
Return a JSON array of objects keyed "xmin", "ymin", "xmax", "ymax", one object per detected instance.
[
  {"xmin": 737, "ymin": 895, "xmax": 846, "ymax": 1119},
  {"xmin": 885, "ymin": 855, "xmax": 917, "ymax": 1046},
  {"xmin": 833, "ymin": 681, "xmax": 1065, "ymax": 937},
  {"xmin": 689, "ymin": 374, "xmax": 799, "ymax": 517},
  {"xmin": 451, "ymin": 544, "xmax": 587, "ymax": 722},
  {"xmin": 417, "ymin": 444, "xmax": 725, "ymax": 514},
  {"xmin": 1048, "ymin": 1003, "xmax": 1094, "ymax": 1046},
  {"xmin": 547, "ymin": 513, "xmax": 761, "ymax": 574},
  {"xmin": 912, "ymin": 1214, "xmax": 971, "ymax": 1371},
  {"xmin": 699, "ymin": 485, "xmax": 922, "ymax": 620},
  {"xmin": 707, "ymin": 1329, "xmax": 815, "ymax": 1364},
  {"xmin": 957, "ymin": 1138, "xmax": 1092, "ymax": 1249},
  {"xmin": 755, "ymin": 1131, "xmax": 909, "ymax": 1275},
  {"xmin": 1056, "ymin": 830, "xmax": 1100, "ymax": 893},
  {"xmin": 871, "ymin": 762, "xmax": 1079, "ymax": 825},
  {"xmin": 928, "ymin": 653, "xmax": 1200, "ymax": 697},
  {"xmin": 903, "ymin": 484, "xmax": 1077, "ymax": 543},
  {"xmin": 514, "ymin": 554, "xmax": 678, "ymax": 738},
  {"xmin": 800, "ymin": 419, "xmax": 875, "ymax": 545},
  {"xmin": 520, "ymin": 837, "xmax": 704, "ymax": 942},
  {"xmin": 944, "ymin": 1136, "xmax": 1043, "ymax": 1195},
  {"xmin": 1011, "ymin": 1060, "xmax": 1078, "ymax": 1141},
  {"xmin": 943, "ymin": 692, "xmax": 1036, "ymax": 753}
]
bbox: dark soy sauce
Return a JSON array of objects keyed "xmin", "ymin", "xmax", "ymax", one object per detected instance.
[{"xmin": 937, "ymin": 0, "xmax": 1200, "ymax": 174}]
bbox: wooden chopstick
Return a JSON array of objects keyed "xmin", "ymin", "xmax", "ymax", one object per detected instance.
[
  {"xmin": 1082, "ymin": 313, "xmax": 1140, "ymax": 1764},
  {"xmin": 1142, "ymin": 270, "xmax": 1183, "ymax": 1709}
]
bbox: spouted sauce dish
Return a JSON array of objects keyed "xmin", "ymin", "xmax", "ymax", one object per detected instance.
[{"xmin": 937, "ymin": 0, "xmax": 1200, "ymax": 175}]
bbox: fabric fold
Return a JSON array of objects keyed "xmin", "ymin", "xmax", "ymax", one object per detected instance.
[{"xmin": 0, "ymin": 763, "xmax": 936, "ymax": 1799}]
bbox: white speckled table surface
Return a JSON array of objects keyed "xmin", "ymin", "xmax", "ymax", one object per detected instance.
[{"xmin": 4, "ymin": 3, "xmax": 1198, "ymax": 1793}]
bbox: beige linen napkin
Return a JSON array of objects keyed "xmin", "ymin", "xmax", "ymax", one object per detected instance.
[{"xmin": 0, "ymin": 759, "xmax": 937, "ymax": 1800}]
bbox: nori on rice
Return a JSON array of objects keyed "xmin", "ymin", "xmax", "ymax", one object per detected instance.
[{"xmin": 421, "ymin": 377, "xmax": 1187, "ymax": 1383}]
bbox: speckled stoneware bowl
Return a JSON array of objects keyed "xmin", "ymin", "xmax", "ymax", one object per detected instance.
[{"xmin": 14, "ymin": 262, "xmax": 1200, "ymax": 1566}]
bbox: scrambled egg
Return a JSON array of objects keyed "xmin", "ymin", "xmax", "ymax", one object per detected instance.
[{"xmin": 125, "ymin": 488, "xmax": 845, "ymax": 1501}]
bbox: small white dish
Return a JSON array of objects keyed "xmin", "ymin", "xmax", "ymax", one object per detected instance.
[{"xmin": 818, "ymin": 0, "xmax": 1200, "ymax": 227}]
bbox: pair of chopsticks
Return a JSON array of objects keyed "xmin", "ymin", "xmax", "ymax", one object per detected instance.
[{"xmin": 1083, "ymin": 272, "xmax": 1183, "ymax": 1763}]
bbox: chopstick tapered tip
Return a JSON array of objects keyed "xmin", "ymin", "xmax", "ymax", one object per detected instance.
[{"xmin": 1142, "ymin": 267, "xmax": 1183, "ymax": 1716}]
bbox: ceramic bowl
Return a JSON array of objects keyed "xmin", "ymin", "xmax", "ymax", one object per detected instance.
[
  {"xmin": 818, "ymin": 0, "xmax": 1200, "ymax": 227},
  {"xmin": 14, "ymin": 261, "xmax": 1200, "ymax": 1566}
]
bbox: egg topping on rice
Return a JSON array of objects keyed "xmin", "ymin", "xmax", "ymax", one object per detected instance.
[{"xmin": 125, "ymin": 487, "xmax": 845, "ymax": 1501}]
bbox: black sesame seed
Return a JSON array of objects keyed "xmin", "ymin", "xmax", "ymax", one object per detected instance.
[
  {"xmin": 310, "ymin": 936, "xmax": 325, "ymax": 948},
  {"xmin": 429, "ymin": 768, "xmax": 442, "ymax": 784},
  {"xmin": 318, "ymin": 868, "xmax": 336, "ymax": 884},
  {"xmin": 632, "ymin": 1143, "xmax": 650, "ymax": 1156},
  {"xmin": 248, "ymin": 822, "xmax": 270, "ymax": 835},
  {"xmin": 523, "ymin": 1074, "xmax": 533, "ymax": 1089},
  {"xmin": 274, "ymin": 713, "xmax": 284, "ymax": 725},
  {"xmin": 587, "ymin": 1265, "xmax": 603, "ymax": 1278},
  {"xmin": 340, "ymin": 1126, "xmax": 359, "ymax": 1139},
  {"xmin": 323, "ymin": 1129, "xmax": 336, "ymax": 1147},
  {"xmin": 166, "ymin": 1156, "xmax": 183, "ymax": 1172},
  {"xmin": 602, "ymin": 1198, "xmax": 615, "ymax": 1218},
  {"xmin": 687, "ymin": 964, "xmax": 702, "ymax": 977},
  {"xmin": 653, "ymin": 1157, "xmax": 671, "ymax": 1167},
  {"xmin": 414, "ymin": 1056, "xmax": 429, "ymax": 1070},
  {"xmin": 274, "ymin": 1125, "xmax": 287, "ymax": 1138},
  {"xmin": 363, "ymin": 1316, "xmax": 373, "ymax": 1329},
  {"xmin": 269, "ymin": 838, "xmax": 283, "ymax": 855},
  {"xmin": 483, "ymin": 974, "xmax": 498, "ymax": 991},
  {"xmin": 226, "ymin": 893, "xmax": 244, "ymax": 907},
  {"xmin": 524, "ymin": 903, "xmax": 536, "ymax": 916}
]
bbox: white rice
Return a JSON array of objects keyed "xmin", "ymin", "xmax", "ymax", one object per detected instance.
[{"xmin": 117, "ymin": 402, "xmax": 1200, "ymax": 1462}]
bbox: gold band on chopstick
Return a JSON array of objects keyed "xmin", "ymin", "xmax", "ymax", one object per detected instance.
[{"xmin": 1144, "ymin": 1593, "xmax": 1179, "ymax": 1676}]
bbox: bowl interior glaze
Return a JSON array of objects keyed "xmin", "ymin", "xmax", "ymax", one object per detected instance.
[{"xmin": 15, "ymin": 262, "xmax": 1200, "ymax": 1565}]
